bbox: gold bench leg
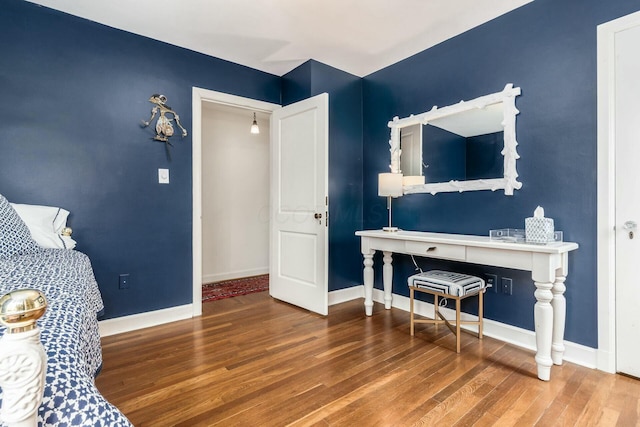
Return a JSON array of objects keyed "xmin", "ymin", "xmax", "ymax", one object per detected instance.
[
  {"xmin": 456, "ymin": 297, "xmax": 461, "ymax": 353},
  {"xmin": 410, "ymin": 287, "xmax": 415, "ymax": 336},
  {"xmin": 408, "ymin": 281, "xmax": 485, "ymax": 354},
  {"xmin": 479, "ymin": 290, "xmax": 484, "ymax": 340},
  {"xmin": 434, "ymin": 294, "xmax": 438, "ymax": 324}
]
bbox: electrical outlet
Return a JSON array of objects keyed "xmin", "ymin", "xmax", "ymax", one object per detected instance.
[
  {"xmin": 119, "ymin": 273, "xmax": 130, "ymax": 290},
  {"xmin": 501, "ymin": 277, "xmax": 513, "ymax": 295},
  {"xmin": 485, "ymin": 273, "xmax": 498, "ymax": 293}
]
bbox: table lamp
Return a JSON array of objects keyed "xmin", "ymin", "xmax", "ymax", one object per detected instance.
[{"xmin": 378, "ymin": 173, "xmax": 403, "ymax": 232}]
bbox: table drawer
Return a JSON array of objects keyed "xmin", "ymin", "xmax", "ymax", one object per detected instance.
[{"xmin": 404, "ymin": 241, "xmax": 466, "ymax": 261}]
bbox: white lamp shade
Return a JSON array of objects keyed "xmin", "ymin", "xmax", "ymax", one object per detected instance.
[{"xmin": 378, "ymin": 173, "xmax": 404, "ymax": 198}]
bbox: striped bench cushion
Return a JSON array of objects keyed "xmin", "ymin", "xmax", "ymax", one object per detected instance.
[{"xmin": 408, "ymin": 270, "xmax": 486, "ymax": 297}]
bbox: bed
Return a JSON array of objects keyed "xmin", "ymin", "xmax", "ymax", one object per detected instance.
[{"xmin": 0, "ymin": 194, "xmax": 131, "ymax": 426}]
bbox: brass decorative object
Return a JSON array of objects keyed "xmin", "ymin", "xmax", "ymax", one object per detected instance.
[
  {"xmin": 141, "ymin": 94, "xmax": 188, "ymax": 150},
  {"xmin": 0, "ymin": 289, "xmax": 48, "ymax": 426},
  {"xmin": 0, "ymin": 288, "xmax": 47, "ymax": 333}
]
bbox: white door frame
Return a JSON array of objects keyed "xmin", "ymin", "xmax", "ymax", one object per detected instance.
[
  {"xmin": 191, "ymin": 87, "xmax": 280, "ymax": 316},
  {"xmin": 596, "ymin": 10, "xmax": 640, "ymax": 374}
]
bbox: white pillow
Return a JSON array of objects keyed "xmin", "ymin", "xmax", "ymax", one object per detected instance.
[{"xmin": 10, "ymin": 203, "xmax": 77, "ymax": 250}]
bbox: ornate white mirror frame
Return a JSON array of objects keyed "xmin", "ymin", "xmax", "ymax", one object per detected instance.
[{"xmin": 387, "ymin": 83, "xmax": 522, "ymax": 195}]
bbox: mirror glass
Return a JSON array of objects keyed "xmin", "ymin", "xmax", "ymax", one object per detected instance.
[
  {"xmin": 388, "ymin": 84, "xmax": 521, "ymax": 195},
  {"xmin": 410, "ymin": 102, "xmax": 504, "ymax": 182}
]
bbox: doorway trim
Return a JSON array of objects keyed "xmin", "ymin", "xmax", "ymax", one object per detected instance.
[
  {"xmin": 191, "ymin": 87, "xmax": 281, "ymax": 316},
  {"xmin": 596, "ymin": 10, "xmax": 640, "ymax": 374}
]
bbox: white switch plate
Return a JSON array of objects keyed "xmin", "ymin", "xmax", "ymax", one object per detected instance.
[{"xmin": 158, "ymin": 168, "xmax": 170, "ymax": 184}]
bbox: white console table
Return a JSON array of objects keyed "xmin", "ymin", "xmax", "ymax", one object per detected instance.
[{"xmin": 355, "ymin": 229, "xmax": 578, "ymax": 381}]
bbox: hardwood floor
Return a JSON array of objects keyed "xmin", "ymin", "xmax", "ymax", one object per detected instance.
[{"xmin": 96, "ymin": 292, "xmax": 640, "ymax": 426}]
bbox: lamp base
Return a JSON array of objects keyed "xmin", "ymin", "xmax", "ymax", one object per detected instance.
[{"xmin": 382, "ymin": 226, "xmax": 399, "ymax": 232}]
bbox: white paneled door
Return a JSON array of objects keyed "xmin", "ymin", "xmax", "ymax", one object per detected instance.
[
  {"xmin": 270, "ymin": 93, "xmax": 328, "ymax": 315},
  {"xmin": 615, "ymin": 23, "xmax": 640, "ymax": 378}
]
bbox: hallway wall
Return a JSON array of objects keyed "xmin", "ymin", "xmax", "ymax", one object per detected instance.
[{"xmin": 201, "ymin": 104, "xmax": 270, "ymax": 283}]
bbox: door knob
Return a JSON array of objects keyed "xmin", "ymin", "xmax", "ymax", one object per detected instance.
[
  {"xmin": 314, "ymin": 213, "xmax": 322, "ymax": 219},
  {"xmin": 624, "ymin": 221, "xmax": 637, "ymax": 239}
]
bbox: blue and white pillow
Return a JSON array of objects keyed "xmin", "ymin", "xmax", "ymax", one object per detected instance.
[{"xmin": 0, "ymin": 194, "xmax": 40, "ymax": 259}]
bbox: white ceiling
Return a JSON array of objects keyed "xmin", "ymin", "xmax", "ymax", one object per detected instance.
[{"xmin": 26, "ymin": 0, "xmax": 533, "ymax": 77}]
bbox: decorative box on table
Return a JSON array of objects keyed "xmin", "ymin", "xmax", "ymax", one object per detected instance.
[{"xmin": 525, "ymin": 206, "xmax": 555, "ymax": 244}]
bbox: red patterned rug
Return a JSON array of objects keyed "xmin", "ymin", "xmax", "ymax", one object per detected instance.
[{"xmin": 202, "ymin": 274, "xmax": 269, "ymax": 302}]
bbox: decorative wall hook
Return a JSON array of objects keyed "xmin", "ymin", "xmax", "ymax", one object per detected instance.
[{"xmin": 141, "ymin": 94, "xmax": 188, "ymax": 147}]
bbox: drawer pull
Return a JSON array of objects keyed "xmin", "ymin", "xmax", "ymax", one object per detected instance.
[{"xmin": 405, "ymin": 241, "xmax": 465, "ymax": 261}]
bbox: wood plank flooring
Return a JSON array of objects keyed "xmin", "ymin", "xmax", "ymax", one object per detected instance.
[{"xmin": 95, "ymin": 292, "xmax": 640, "ymax": 426}]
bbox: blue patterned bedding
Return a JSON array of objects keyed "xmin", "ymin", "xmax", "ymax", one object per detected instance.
[
  {"xmin": 0, "ymin": 193, "xmax": 133, "ymax": 427},
  {"xmin": 0, "ymin": 249, "xmax": 132, "ymax": 426}
]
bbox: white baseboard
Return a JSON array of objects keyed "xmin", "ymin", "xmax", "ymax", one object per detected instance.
[
  {"xmin": 98, "ymin": 285, "xmax": 598, "ymax": 371},
  {"xmin": 332, "ymin": 286, "xmax": 597, "ymax": 370},
  {"xmin": 202, "ymin": 267, "xmax": 269, "ymax": 284},
  {"xmin": 329, "ymin": 285, "xmax": 364, "ymax": 306},
  {"xmin": 100, "ymin": 287, "xmax": 360, "ymax": 338},
  {"xmin": 370, "ymin": 288, "xmax": 597, "ymax": 369},
  {"xmin": 597, "ymin": 348, "xmax": 616, "ymax": 374},
  {"xmin": 99, "ymin": 304, "xmax": 194, "ymax": 337}
]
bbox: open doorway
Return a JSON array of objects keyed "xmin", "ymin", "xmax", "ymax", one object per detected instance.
[
  {"xmin": 201, "ymin": 103, "xmax": 270, "ymax": 284},
  {"xmin": 192, "ymin": 88, "xmax": 280, "ymax": 316}
]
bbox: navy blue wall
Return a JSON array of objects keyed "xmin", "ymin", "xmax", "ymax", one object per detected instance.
[
  {"xmin": 281, "ymin": 62, "xmax": 312, "ymax": 103},
  {"xmin": 0, "ymin": 0, "xmax": 281, "ymax": 319},
  {"xmin": 362, "ymin": 0, "xmax": 640, "ymax": 347},
  {"xmin": 5, "ymin": 0, "xmax": 640, "ymax": 347},
  {"xmin": 283, "ymin": 60, "xmax": 364, "ymax": 291}
]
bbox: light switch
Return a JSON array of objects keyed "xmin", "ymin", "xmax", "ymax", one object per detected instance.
[{"xmin": 158, "ymin": 168, "xmax": 170, "ymax": 184}]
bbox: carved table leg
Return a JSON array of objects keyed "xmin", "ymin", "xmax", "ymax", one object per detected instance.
[
  {"xmin": 0, "ymin": 328, "xmax": 47, "ymax": 427},
  {"xmin": 363, "ymin": 251, "xmax": 375, "ymax": 316},
  {"xmin": 534, "ymin": 280, "xmax": 554, "ymax": 381},
  {"xmin": 551, "ymin": 274, "xmax": 567, "ymax": 365},
  {"xmin": 382, "ymin": 251, "xmax": 393, "ymax": 309}
]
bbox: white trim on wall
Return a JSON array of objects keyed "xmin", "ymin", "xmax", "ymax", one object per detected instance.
[
  {"xmin": 596, "ymin": 10, "xmax": 640, "ymax": 374},
  {"xmin": 192, "ymin": 87, "xmax": 280, "ymax": 317},
  {"xmin": 370, "ymin": 289, "xmax": 597, "ymax": 369},
  {"xmin": 99, "ymin": 286, "xmax": 597, "ymax": 370},
  {"xmin": 99, "ymin": 304, "xmax": 193, "ymax": 337}
]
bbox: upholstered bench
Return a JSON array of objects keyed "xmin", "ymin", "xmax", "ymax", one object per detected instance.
[{"xmin": 408, "ymin": 270, "xmax": 487, "ymax": 353}]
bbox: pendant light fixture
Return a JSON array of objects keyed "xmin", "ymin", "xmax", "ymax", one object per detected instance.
[{"xmin": 250, "ymin": 112, "xmax": 260, "ymax": 134}]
